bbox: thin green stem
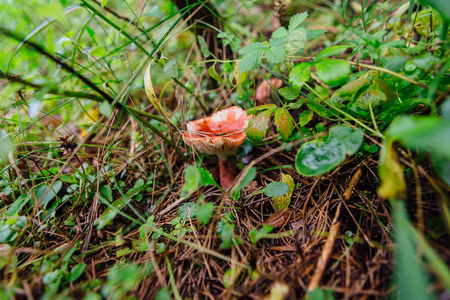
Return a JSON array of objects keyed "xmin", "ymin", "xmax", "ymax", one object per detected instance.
[{"xmin": 165, "ymin": 256, "xmax": 182, "ymax": 300}]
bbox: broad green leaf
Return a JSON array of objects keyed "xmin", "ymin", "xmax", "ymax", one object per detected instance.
[
  {"xmin": 298, "ymin": 110, "xmax": 314, "ymax": 126},
  {"xmin": 420, "ymin": 0, "xmax": 450, "ymax": 21},
  {"xmin": 271, "ymin": 27, "xmax": 288, "ymax": 39},
  {"xmin": 36, "ymin": 181, "xmax": 62, "ymax": 207},
  {"xmin": 265, "ymin": 45, "xmax": 286, "ymax": 64},
  {"xmin": 283, "ymin": 28, "xmax": 307, "ymax": 54},
  {"xmin": 208, "ymin": 66, "xmax": 223, "ymax": 83},
  {"xmin": 145, "ymin": 6, "xmax": 162, "ymax": 18},
  {"xmin": 314, "ymin": 59, "xmax": 350, "ymax": 86},
  {"xmin": 197, "ymin": 35, "xmax": 211, "ymax": 57},
  {"xmin": 163, "ymin": 59, "xmax": 178, "ymax": 78},
  {"xmin": 441, "ymin": 97, "xmax": 450, "ymax": 119},
  {"xmin": 330, "ymin": 77, "xmax": 371, "ymax": 105},
  {"xmin": 193, "ymin": 64, "xmax": 204, "ymax": 76},
  {"xmin": 36, "ymin": 2, "xmax": 68, "ymax": 26},
  {"xmin": 392, "ymin": 200, "xmax": 432, "ymax": 300},
  {"xmin": 180, "ymin": 165, "xmax": 201, "ymax": 197},
  {"xmin": 198, "ymin": 167, "xmax": 219, "ymax": 187},
  {"xmin": 288, "ymin": 12, "xmax": 309, "ymax": 32},
  {"xmin": 306, "ymin": 29, "xmax": 326, "ymax": 40},
  {"xmin": 195, "ymin": 202, "xmax": 214, "ymax": 224},
  {"xmin": 178, "ymin": 202, "xmax": 197, "ymax": 219},
  {"xmin": 289, "ymin": 62, "xmax": 311, "ymax": 90},
  {"xmin": 239, "ymin": 42, "xmax": 269, "ymax": 55},
  {"xmin": 69, "ymin": 263, "xmax": 86, "ymax": 282},
  {"xmin": 431, "ymin": 153, "xmax": 450, "ymax": 186},
  {"xmin": 274, "ymin": 108, "xmax": 294, "ymax": 141},
  {"xmin": 295, "ymin": 126, "xmax": 363, "ymax": 176},
  {"xmin": 6, "ymin": 194, "xmax": 29, "ymax": 216},
  {"xmin": 217, "ymin": 212, "xmax": 241, "ymax": 249},
  {"xmin": 384, "ymin": 56, "xmax": 408, "ymax": 72},
  {"xmin": 249, "ymin": 225, "xmax": 274, "ymax": 244},
  {"xmin": 278, "ymin": 86, "xmax": 299, "ymax": 100},
  {"xmin": 90, "ymin": 46, "xmax": 106, "ymax": 57},
  {"xmin": 101, "ymin": 0, "xmax": 109, "ymax": 7},
  {"xmin": 99, "ymin": 101, "xmax": 112, "ymax": 117},
  {"xmin": 246, "ymin": 110, "xmax": 272, "ymax": 142},
  {"xmin": 261, "ymin": 182, "xmax": 289, "ymax": 198},
  {"xmin": 314, "ymin": 45, "xmax": 355, "ymax": 61}
]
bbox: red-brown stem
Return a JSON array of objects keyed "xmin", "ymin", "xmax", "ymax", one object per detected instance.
[{"xmin": 218, "ymin": 159, "xmax": 237, "ymax": 188}]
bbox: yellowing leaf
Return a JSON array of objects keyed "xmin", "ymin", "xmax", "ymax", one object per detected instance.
[
  {"xmin": 246, "ymin": 110, "xmax": 272, "ymax": 143},
  {"xmin": 272, "ymin": 173, "xmax": 295, "ymax": 211},
  {"xmin": 274, "ymin": 108, "xmax": 294, "ymax": 141},
  {"xmin": 378, "ymin": 141, "xmax": 406, "ymax": 199}
]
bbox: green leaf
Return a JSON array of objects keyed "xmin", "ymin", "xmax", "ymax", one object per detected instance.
[
  {"xmin": 217, "ymin": 213, "xmax": 240, "ymax": 249},
  {"xmin": 298, "ymin": 110, "xmax": 314, "ymax": 126},
  {"xmin": 197, "ymin": 35, "xmax": 211, "ymax": 57},
  {"xmin": 101, "ymin": 0, "xmax": 109, "ymax": 7},
  {"xmin": 238, "ymin": 42, "xmax": 268, "ymax": 73},
  {"xmin": 314, "ymin": 59, "xmax": 350, "ymax": 86},
  {"xmin": 99, "ymin": 101, "xmax": 112, "ymax": 117},
  {"xmin": 249, "ymin": 225, "xmax": 274, "ymax": 244},
  {"xmin": 274, "ymin": 108, "xmax": 294, "ymax": 141},
  {"xmin": 289, "ymin": 62, "xmax": 311, "ymax": 90},
  {"xmin": 163, "ymin": 59, "xmax": 178, "ymax": 78},
  {"xmin": 278, "ymin": 86, "xmax": 299, "ymax": 100},
  {"xmin": 272, "ymin": 173, "xmax": 295, "ymax": 211},
  {"xmin": 420, "ymin": 0, "xmax": 450, "ymax": 21},
  {"xmin": 90, "ymin": 46, "xmax": 106, "ymax": 57},
  {"xmin": 181, "ymin": 165, "xmax": 201, "ymax": 197},
  {"xmin": 208, "ymin": 66, "xmax": 223, "ymax": 83},
  {"xmin": 442, "ymin": 98, "xmax": 450, "ymax": 119},
  {"xmin": 265, "ymin": 45, "xmax": 286, "ymax": 64},
  {"xmin": 193, "ymin": 64, "xmax": 204, "ymax": 76},
  {"xmin": 36, "ymin": 2, "xmax": 68, "ymax": 26},
  {"xmin": 69, "ymin": 263, "xmax": 86, "ymax": 282},
  {"xmin": 261, "ymin": 182, "xmax": 289, "ymax": 198},
  {"xmin": 6, "ymin": 194, "xmax": 29, "ymax": 216},
  {"xmin": 145, "ymin": 6, "xmax": 162, "ymax": 18},
  {"xmin": 246, "ymin": 110, "xmax": 272, "ymax": 143},
  {"xmin": 231, "ymin": 167, "xmax": 257, "ymax": 200},
  {"xmin": 36, "ymin": 181, "xmax": 63, "ymax": 207},
  {"xmin": 198, "ymin": 167, "xmax": 219, "ymax": 187},
  {"xmin": 295, "ymin": 126, "xmax": 363, "ymax": 176},
  {"xmin": 195, "ymin": 202, "xmax": 214, "ymax": 224},
  {"xmin": 307, "ymin": 29, "xmax": 326, "ymax": 40},
  {"xmin": 314, "ymin": 45, "xmax": 355, "ymax": 61},
  {"xmin": 392, "ymin": 200, "xmax": 432, "ymax": 300},
  {"xmin": 288, "ymin": 12, "xmax": 309, "ymax": 32},
  {"xmin": 431, "ymin": 153, "xmax": 450, "ymax": 186},
  {"xmin": 178, "ymin": 202, "xmax": 197, "ymax": 219},
  {"xmin": 271, "ymin": 27, "xmax": 288, "ymax": 39},
  {"xmin": 283, "ymin": 28, "xmax": 307, "ymax": 54},
  {"xmin": 96, "ymin": 197, "xmax": 129, "ymax": 229}
]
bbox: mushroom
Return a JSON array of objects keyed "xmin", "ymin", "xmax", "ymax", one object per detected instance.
[{"xmin": 182, "ymin": 106, "xmax": 252, "ymax": 188}]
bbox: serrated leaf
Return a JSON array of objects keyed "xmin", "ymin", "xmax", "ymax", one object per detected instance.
[
  {"xmin": 288, "ymin": 12, "xmax": 309, "ymax": 32},
  {"xmin": 246, "ymin": 110, "xmax": 272, "ymax": 143},
  {"xmin": 198, "ymin": 167, "xmax": 219, "ymax": 187},
  {"xmin": 278, "ymin": 86, "xmax": 299, "ymax": 100},
  {"xmin": 197, "ymin": 35, "xmax": 211, "ymax": 57},
  {"xmin": 271, "ymin": 27, "xmax": 288, "ymax": 39},
  {"xmin": 163, "ymin": 59, "xmax": 178, "ymax": 78},
  {"xmin": 307, "ymin": 29, "xmax": 326, "ymax": 40},
  {"xmin": 145, "ymin": 6, "xmax": 162, "ymax": 18},
  {"xmin": 289, "ymin": 62, "xmax": 311, "ymax": 90},
  {"xmin": 283, "ymin": 28, "xmax": 307, "ymax": 54},
  {"xmin": 315, "ymin": 59, "xmax": 350, "ymax": 86},
  {"xmin": 315, "ymin": 45, "xmax": 355, "ymax": 61},
  {"xmin": 262, "ymin": 182, "xmax": 289, "ymax": 198},
  {"xmin": 239, "ymin": 42, "xmax": 269, "ymax": 55},
  {"xmin": 208, "ymin": 66, "xmax": 223, "ymax": 83},
  {"xmin": 249, "ymin": 225, "xmax": 274, "ymax": 244},
  {"xmin": 295, "ymin": 126, "xmax": 363, "ymax": 176},
  {"xmin": 274, "ymin": 108, "xmax": 294, "ymax": 141},
  {"xmin": 238, "ymin": 42, "xmax": 268, "ymax": 73},
  {"xmin": 265, "ymin": 45, "xmax": 286, "ymax": 63},
  {"xmin": 178, "ymin": 202, "xmax": 197, "ymax": 219},
  {"xmin": 195, "ymin": 202, "xmax": 214, "ymax": 224}
]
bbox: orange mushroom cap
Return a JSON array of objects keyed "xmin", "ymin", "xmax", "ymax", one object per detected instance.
[{"xmin": 182, "ymin": 106, "xmax": 252, "ymax": 160}]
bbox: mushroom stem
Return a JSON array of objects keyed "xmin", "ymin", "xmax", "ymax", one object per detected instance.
[{"xmin": 218, "ymin": 158, "xmax": 238, "ymax": 188}]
